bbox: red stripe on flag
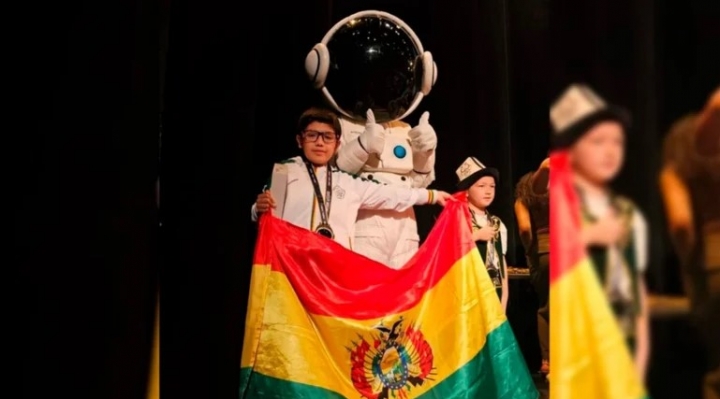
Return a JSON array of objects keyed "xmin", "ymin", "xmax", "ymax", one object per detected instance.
[
  {"xmin": 253, "ymin": 192, "xmax": 476, "ymax": 319},
  {"xmin": 549, "ymin": 150, "xmax": 587, "ymax": 283}
]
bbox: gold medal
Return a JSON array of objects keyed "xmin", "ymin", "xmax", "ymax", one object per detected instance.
[
  {"xmin": 315, "ymin": 224, "xmax": 335, "ymax": 239},
  {"xmin": 304, "ymin": 160, "xmax": 335, "ymax": 241}
]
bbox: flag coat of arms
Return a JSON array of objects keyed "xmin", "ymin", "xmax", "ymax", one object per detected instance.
[
  {"xmin": 240, "ymin": 194, "xmax": 538, "ymax": 398},
  {"xmin": 549, "ymin": 151, "xmax": 648, "ymax": 399}
]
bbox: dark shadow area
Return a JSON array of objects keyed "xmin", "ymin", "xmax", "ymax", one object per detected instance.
[{"xmin": 18, "ymin": 0, "xmax": 160, "ymax": 398}]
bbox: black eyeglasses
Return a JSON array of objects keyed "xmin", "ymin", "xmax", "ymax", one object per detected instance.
[{"xmin": 302, "ymin": 130, "xmax": 338, "ymax": 143}]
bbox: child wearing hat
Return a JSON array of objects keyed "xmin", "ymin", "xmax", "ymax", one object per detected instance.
[
  {"xmin": 456, "ymin": 157, "xmax": 509, "ymax": 311},
  {"xmin": 550, "ymin": 84, "xmax": 650, "ymax": 381}
]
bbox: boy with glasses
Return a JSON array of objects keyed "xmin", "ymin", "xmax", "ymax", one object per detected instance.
[{"xmin": 252, "ymin": 107, "xmax": 451, "ymax": 250}]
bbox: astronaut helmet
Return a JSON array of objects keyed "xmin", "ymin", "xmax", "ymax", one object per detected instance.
[{"xmin": 305, "ymin": 10, "xmax": 437, "ymax": 124}]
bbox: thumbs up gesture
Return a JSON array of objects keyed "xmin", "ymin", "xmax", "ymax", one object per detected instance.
[
  {"xmin": 360, "ymin": 109, "xmax": 386, "ymax": 155},
  {"xmin": 408, "ymin": 111, "xmax": 437, "ymax": 152}
]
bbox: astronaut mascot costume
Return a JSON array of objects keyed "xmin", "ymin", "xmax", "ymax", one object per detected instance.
[{"xmin": 304, "ymin": 11, "xmax": 439, "ymax": 269}]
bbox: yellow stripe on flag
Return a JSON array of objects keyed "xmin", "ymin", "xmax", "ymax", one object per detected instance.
[{"xmin": 550, "ymin": 258, "xmax": 646, "ymax": 399}]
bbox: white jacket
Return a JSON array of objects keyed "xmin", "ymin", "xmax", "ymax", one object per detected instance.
[{"xmin": 251, "ymin": 156, "xmax": 434, "ymax": 250}]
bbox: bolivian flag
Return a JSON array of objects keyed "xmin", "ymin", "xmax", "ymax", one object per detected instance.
[
  {"xmin": 549, "ymin": 151, "xmax": 648, "ymax": 399},
  {"xmin": 240, "ymin": 194, "xmax": 538, "ymax": 398}
]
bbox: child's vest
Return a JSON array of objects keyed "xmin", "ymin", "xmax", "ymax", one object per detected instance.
[
  {"xmin": 471, "ymin": 210, "xmax": 505, "ymax": 289},
  {"xmin": 581, "ymin": 194, "xmax": 640, "ymax": 342}
]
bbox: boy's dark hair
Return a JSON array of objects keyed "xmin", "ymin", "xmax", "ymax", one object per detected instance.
[{"xmin": 297, "ymin": 107, "xmax": 342, "ymax": 137}]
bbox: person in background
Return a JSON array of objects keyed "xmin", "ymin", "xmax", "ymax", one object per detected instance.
[
  {"xmin": 549, "ymin": 83, "xmax": 651, "ymax": 381},
  {"xmin": 252, "ymin": 107, "xmax": 451, "ymax": 250},
  {"xmin": 530, "ymin": 157, "xmax": 550, "ymax": 195},
  {"xmin": 659, "ymin": 87, "xmax": 720, "ymax": 399},
  {"xmin": 515, "ymin": 163, "xmax": 550, "ymax": 376},
  {"xmin": 455, "ymin": 157, "xmax": 510, "ymax": 312}
]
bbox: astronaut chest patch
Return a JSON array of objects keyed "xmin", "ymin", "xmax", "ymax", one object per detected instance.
[{"xmin": 333, "ymin": 185, "xmax": 346, "ymax": 200}]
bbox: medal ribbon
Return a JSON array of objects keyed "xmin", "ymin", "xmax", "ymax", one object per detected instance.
[{"xmin": 304, "ymin": 161, "xmax": 333, "ymax": 230}]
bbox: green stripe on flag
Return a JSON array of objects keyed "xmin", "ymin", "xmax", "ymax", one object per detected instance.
[{"xmin": 239, "ymin": 322, "xmax": 538, "ymax": 399}]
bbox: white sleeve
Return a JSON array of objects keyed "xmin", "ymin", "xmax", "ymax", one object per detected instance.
[
  {"xmin": 499, "ymin": 221, "xmax": 508, "ymax": 255},
  {"xmin": 351, "ymin": 176, "xmax": 431, "ymax": 211},
  {"xmin": 251, "ymin": 165, "xmax": 276, "ymax": 223},
  {"xmin": 251, "ymin": 203, "xmax": 259, "ymax": 222},
  {"xmin": 336, "ymin": 137, "xmax": 370, "ymax": 174},
  {"xmin": 410, "ymin": 150, "xmax": 436, "ymax": 188},
  {"xmin": 633, "ymin": 210, "xmax": 649, "ymax": 273},
  {"xmin": 336, "ymin": 119, "xmax": 369, "ymax": 174}
]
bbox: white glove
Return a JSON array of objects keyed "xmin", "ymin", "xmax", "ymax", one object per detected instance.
[
  {"xmin": 359, "ymin": 109, "xmax": 385, "ymax": 155},
  {"xmin": 408, "ymin": 111, "xmax": 437, "ymax": 152}
]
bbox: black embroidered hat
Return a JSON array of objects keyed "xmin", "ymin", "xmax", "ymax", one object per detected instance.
[
  {"xmin": 456, "ymin": 157, "xmax": 499, "ymax": 190},
  {"xmin": 550, "ymin": 84, "xmax": 631, "ymax": 149}
]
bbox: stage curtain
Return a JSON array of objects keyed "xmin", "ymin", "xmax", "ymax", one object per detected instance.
[{"xmin": 18, "ymin": 0, "xmax": 159, "ymax": 397}]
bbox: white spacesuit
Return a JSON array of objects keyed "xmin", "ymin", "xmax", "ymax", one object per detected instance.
[{"xmin": 304, "ymin": 10, "xmax": 438, "ymax": 269}]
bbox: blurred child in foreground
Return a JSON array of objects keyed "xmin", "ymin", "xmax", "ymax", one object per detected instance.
[{"xmin": 544, "ymin": 84, "xmax": 651, "ymax": 381}]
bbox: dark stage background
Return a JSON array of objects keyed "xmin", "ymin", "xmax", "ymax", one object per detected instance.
[
  {"xmin": 19, "ymin": 0, "xmax": 159, "ymax": 398},
  {"xmin": 162, "ymin": 0, "xmax": 550, "ymax": 397},
  {"xmin": 551, "ymin": 0, "xmax": 720, "ymax": 398}
]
